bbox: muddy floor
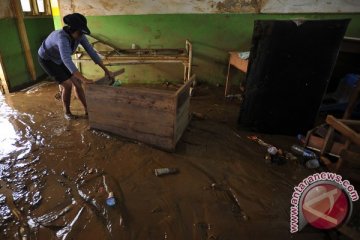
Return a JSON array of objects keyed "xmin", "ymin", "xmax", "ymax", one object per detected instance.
[{"xmin": 0, "ymin": 82, "xmax": 358, "ymax": 239}]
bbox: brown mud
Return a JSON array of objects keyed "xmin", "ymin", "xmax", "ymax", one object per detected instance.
[{"xmin": 0, "ymin": 82, "xmax": 350, "ymax": 239}]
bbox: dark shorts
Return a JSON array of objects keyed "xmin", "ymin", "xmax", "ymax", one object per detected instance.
[{"xmin": 38, "ymin": 55, "xmax": 72, "ymax": 84}]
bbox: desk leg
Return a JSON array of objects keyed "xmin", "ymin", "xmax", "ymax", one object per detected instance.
[{"xmin": 225, "ymin": 62, "xmax": 231, "ymax": 97}]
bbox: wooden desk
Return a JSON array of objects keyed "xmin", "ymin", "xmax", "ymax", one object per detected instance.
[{"xmin": 225, "ymin": 51, "xmax": 249, "ymax": 97}]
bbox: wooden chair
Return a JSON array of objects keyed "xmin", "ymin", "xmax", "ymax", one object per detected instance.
[{"xmin": 305, "ymin": 80, "xmax": 360, "ymax": 172}]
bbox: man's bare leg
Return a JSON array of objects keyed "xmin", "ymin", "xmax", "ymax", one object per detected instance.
[
  {"xmin": 60, "ymin": 79, "xmax": 74, "ymax": 119},
  {"xmin": 70, "ymin": 77, "xmax": 88, "ymax": 115},
  {"xmin": 55, "ymin": 85, "xmax": 63, "ymax": 101}
]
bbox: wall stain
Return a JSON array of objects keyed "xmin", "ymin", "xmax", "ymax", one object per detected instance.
[
  {"xmin": 143, "ymin": 26, "xmax": 151, "ymax": 32},
  {"xmin": 154, "ymin": 30, "xmax": 161, "ymax": 39},
  {"xmin": 215, "ymin": 0, "xmax": 266, "ymax": 13},
  {"xmin": 100, "ymin": 0, "xmax": 117, "ymax": 11}
]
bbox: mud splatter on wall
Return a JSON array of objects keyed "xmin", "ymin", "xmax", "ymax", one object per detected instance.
[
  {"xmin": 55, "ymin": 0, "xmax": 360, "ymax": 85},
  {"xmin": 59, "ymin": 0, "xmax": 359, "ymax": 15},
  {"xmin": 215, "ymin": 0, "xmax": 264, "ymax": 13},
  {"xmin": 262, "ymin": 0, "xmax": 360, "ymax": 13}
]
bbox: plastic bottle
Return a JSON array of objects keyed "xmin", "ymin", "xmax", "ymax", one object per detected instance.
[
  {"xmin": 106, "ymin": 192, "xmax": 116, "ymax": 207},
  {"xmin": 154, "ymin": 168, "xmax": 178, "ymax": 177},
  {"xmin": 103, "ymin": 176, "xmax": 116, "ymax": 207},
  {"xmin": 291, "ymin": 145, "xmax": 317, "ymax": 159}
]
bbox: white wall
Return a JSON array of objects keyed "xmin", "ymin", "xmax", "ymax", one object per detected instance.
[
  {"xmin": 58, "ymin": 0, "xmax": 360, "ymax": 16},
  {"xmin": 262, "ymin": 0, "xmax": 360, "ymax": 13}
]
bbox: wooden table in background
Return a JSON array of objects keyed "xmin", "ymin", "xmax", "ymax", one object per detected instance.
[{"xmin": 225, "ymin": 51, "xmax": 249, "ymax": 97}]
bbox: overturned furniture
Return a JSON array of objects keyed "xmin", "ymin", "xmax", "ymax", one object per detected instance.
[
  {"xmin": 74, "ymin": 36, "xmax": 193, "ymax": 84},
  {"xmin": 305, "ymin": 78, "xmax": 360, "ymax": 173},
  {"xmin": 85, "ymin": 72, "xmax": 196, "ymax": 151}
]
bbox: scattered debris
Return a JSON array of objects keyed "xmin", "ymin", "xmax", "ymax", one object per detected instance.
[
  {"xmin": 225, "ymin": 94, "xmax": 242, "ymax": 101},
  {"xmin": 154, "ymin": 168, "xmax": 178, "ymax": 177},
  {"xmin": 233, "ymin": 130, "xmax": 242, "ymax": 139},
  {"xmin": 305, "ymin": 159, "xmax": 320, "ymax": 169},
  {"xmin": 290, "ymin": 145, "xmax": 317, "ymax": 159},
  {"xmin": 151, "ymin": 206, "xmax": 162, "ymax": 213},
  {"xmin": 297, "ymin": 134, "xmax": 306, "ymax": 144},
  {"xmin": 248, "ymin": 136, "xmax": 286, "ymax": 165},
  {"xmin": 227, "ymin": 187, "xmax": 249, "ymax": 221},
  {"xmin": 191, "ymin": 112, "xmax": 206, "ymax": 120},
  {"xmin": 56, "ymin": 206, "xmax": 85, "ymax": 240},
  {"xmin": 247, "ymin": 136, "xmax": 271, "ymax": 148},
  {"xmin": 267, "ymin": 146, "xmax": 278, "ymax": 155},
  {"xmin": 106, "ymin": 192, "xmax": 116, "ymax": 207},
  {"xmin": 285, "ymin": 152, "xmax": 297, "ymax": 161},
  {"xmin": 238, "ymin": 51, "xmax": 250, "ymax": 60},
  {"xmin": 103, "ymin": 175, "xmax": 116, "ymax": 207},
  {"xmin": 290, "ymin": 145, "xmax": 321, "ymax": 168}
]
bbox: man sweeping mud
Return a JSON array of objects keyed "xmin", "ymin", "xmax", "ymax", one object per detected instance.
[{"xmin": 38, "ymin": 13, "xmax": 113, "ymax": 119}]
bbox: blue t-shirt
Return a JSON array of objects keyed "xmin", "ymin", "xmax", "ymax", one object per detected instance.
[{"xmin": 38, "ymin": 29, "xmax": 101, "ymax": 74}]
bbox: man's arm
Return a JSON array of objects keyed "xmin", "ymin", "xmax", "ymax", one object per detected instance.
[{"xmin": 80, "ymin": 36, "xmax": 113, "ymax": 77}]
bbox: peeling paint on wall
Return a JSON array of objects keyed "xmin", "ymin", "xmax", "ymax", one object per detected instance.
[
  {"xmin": 59, "ymin": 0, "xmax": 360, "ymax": 15},
  {"xmin": 0, "ymin": 0, "xmax": 13, "ymax": 19},
  {"xmin": 215, "ymin": 0, "xmax": 264, "ymax": 13}
]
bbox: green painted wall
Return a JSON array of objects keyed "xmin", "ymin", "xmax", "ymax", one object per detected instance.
[
  {"xmin": 25, "ymin": 16, "xmax": 55, "ymax": 80},
  {"xmin": 80, "ymin": 13, "xmax": 360, "ymax": 84},
  {"xmin": 0, "ymin": 16, "xmax": 54, "ymax": 91},
  {"xmin": 0, "ymin": 18, "xmax": 29, "ymax": 89}
]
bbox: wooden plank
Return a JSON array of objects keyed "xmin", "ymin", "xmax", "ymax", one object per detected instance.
[
  {"xmin": 87, "ymin": 101, "xmax": 174, "ymax": 136},
  {"xmin": 321, "ymin": 127, "xmax": 335, "ymax": 155},
  {"xmin": 88, "ymin": 83, "xmax": 173, "ymax": 98},
  {"xmin": 174, "ymin": 74, "xmax": 196, "ymax": 98},
  {"xmin": 85, "ymin": 81, "xmax": 179, "ymax": 150},
  {"xmin": 90, "ymin": 122, "xmax": 174, "ymax": 151},
  {"xmin": 174, "ymin": 99, "xmax": 190, "ymax": 145},
  {"xmin": 320, "ymin": 156, "xmax": 333, "ymax": 168},
  {"xmin": 11, "ymin": 0, "xmax": 36, "ymax": 80},
  {"xmin": 326, "ymin": 115, "xmax": 360, "ymax": 146},
  {"xmin": 88, "ymin": 99, "xmax": 176, "ymax": 150},
  {"xmin": 338, "ymin": 119, "xmax": 360, "ymax": 126},
  {"xmin": 306, "ymin": 135, "xmax": 345, "ymax": 157},
  {"xmin": 85, "ymin": 73, "xmax": 195, "ymax": 151},
  {"xmin": 171, "ymin": 75, "xmax": 194, "ymax": 147},
  {"xmin": 86, "ymin": 84, "xmax": 175, "ymax": 113}
]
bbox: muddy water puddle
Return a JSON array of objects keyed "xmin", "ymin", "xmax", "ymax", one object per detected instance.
[{"xmin": 0, "ymin": 83, "xmax": 329, "ymax": 239}]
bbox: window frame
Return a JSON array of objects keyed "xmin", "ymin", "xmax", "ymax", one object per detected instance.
[{"xmin": 22, "ymin": 0, "xmax": 52, "ymax": 17}]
